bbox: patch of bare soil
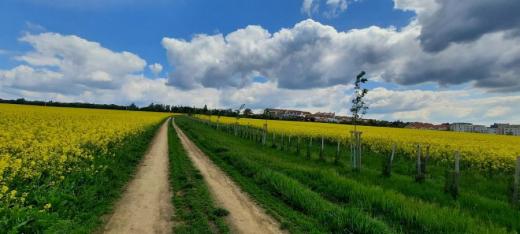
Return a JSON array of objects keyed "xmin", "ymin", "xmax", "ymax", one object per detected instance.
[{"xmin": 103, "ymin": 120, "xmax": 173, "ymax": 234}]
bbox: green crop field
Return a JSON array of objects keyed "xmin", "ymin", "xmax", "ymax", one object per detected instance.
[{"xmin": 176, "ymin": 116, "xmax": 520, "ymax": 233}]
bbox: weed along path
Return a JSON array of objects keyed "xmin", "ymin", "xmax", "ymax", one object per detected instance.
[
  {"xmin": 172, "ymin": 120, "xmax": 283, "ymax": 234},
  {"xmin": 104, "ymin": 119, "xmax": 173, "ymax": 234}
]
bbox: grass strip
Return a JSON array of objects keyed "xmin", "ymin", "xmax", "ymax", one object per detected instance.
[{"xmin": 168, "ymin": 119, "xmax": 229, "ymax": 234}]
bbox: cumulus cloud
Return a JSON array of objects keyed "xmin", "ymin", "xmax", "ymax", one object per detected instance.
[
  {"xmin": 3, "ymin": 0, "xmax": 520, "ymax": 125},
  {"xmin": 365, "ymin": 87, "xmax": 520, "ymax": 124},
  {"xmin": 149, "ymin": 63, "xmax": 163, "ymax": 76},
  {"xmin": 0, "ymin": 32, "xmax": 223, "ymax": 107},
  {"xmin": 0, "ymin": 32, "xmax": 147, "ymax": 93},
  {"xmin": 162, "ymin": 20, "xmax": 401, "ymax": 90},
  {"xmin": 395, "ymin": 0, "xmax": 520, "ymax": 52},
  {"xmin": 162, "ymin": 18, "xmax": 520, "ymax": 92}
]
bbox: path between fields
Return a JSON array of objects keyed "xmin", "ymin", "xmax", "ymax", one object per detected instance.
[
  {"xmin": 103, "ymin": 119, "xmax": 173, "ymax": 234},
  {"xmin": 172, "ymin": 119, "xmax": 284, "ymax": 234}
]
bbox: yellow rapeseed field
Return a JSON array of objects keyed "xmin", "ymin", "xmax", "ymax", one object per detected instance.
[
  {"xmin": 0, "ymin": 104, "xmax": 169, "ymax": 208},
  {"xmin": 198, "ymin": 115, "xmax": 520, "ymax": 172}
]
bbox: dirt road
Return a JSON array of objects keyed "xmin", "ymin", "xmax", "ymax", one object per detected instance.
[
  {"xmin": 172, "ymin": 120, "xmax": 283, "ymax": 234},
  {"xmin": 104, "ymin": 119, "xmax": 173, "ymax": 234}
]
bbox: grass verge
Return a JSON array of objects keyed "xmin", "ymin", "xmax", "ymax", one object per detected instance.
[{"xmin": 168, "ymin": 119, "xmax": 229, "ymax": 234}]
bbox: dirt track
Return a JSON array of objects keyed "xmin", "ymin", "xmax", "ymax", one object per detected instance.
[
  {"xmin": 173, "ymin": 120, "xmax": 283, "ymax": 234},
  {"xmin": 103, "ymin": 119, "xmax": 173, "ymax": 234}
]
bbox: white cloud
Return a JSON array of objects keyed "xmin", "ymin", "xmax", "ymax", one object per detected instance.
[
  {"xmin": 393, "ymin": 0, "xmax": 438, "ymax": 14},
  {"xmin": 365, "ymin": 87, "xmax": 520, "ymax": 125},
  {"xmin": 2, "ymin": 32, "xmax": 147, "ymax": 93},
  {"xmin": 2, "ymin": 0, "xmax": 520, "ymax": 125},
  {"xmin": 301, "ymin": 0, "xmax": 316, "ymax": 16},
  {"xmin": 301, "ymin": 0, "xmax": 350, "ymax": 18},
  {"xmin": 163, "ymin": 16, "xmax": 520, "ymax": 92},
  {"xmin": 24, "ymin": 21, "xmax": 46, "ymax": 33},
  {"xmin": 148, "ymin": 63, "xmax": 163, "ymax": 76},
  {"xmin": 324, "ymin": 0, "xmax": 348, "ymax": 18}
]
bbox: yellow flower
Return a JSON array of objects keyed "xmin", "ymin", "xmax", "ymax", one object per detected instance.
[
  {"xmin": 0, "ymin": 103, "xmax": 169, "ymax": 208},
  {"xmin": 44, "ymin": 203, "xmax": 52, "ymax": 210},
  {"xmin": 198, "ymin": 114, "xmax": 520, "ymax": 172},
  {"xmin": 9, "ymin": 190, "xmax": 17, "ymax": 199}
]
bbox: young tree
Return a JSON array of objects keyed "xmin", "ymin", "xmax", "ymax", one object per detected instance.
[
  {"xmin": 243, "ymin": 108, "xmax": 253, "ymax": 116},
  {"xmin": 350, "ymin": 71, "xmax": 369, "ymax": 171},
  {"xmin": 351, "ymin": 71, "xmax": 368, "ymax": 132},
  {"xmin": 234, "ymin": 104, "xmax": 245, "ymax": 136}
]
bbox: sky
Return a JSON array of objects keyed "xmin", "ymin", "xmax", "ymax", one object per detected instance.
[{"xmin": 0, "ymin": 0, "xmax": 519, "ymax": 125}]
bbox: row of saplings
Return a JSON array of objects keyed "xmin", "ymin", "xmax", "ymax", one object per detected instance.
[{"xmin": 194, "ymin": 116, "xmax": 520, "ymax": 208}]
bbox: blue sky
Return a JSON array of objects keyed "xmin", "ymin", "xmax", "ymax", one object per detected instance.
[
  {"xmin": 1, "ymin": 0, "xmax": 519, "ymax": 125},
  {"xmin": 0, "ymin": 0, "xmax": 413, "ymax": 76}
]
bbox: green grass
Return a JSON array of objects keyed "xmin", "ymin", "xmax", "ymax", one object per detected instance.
[
  {"xmin": 177, "ymin": 116, "xmax": 518, "ymax": 234},
  {"xmin": 1, "ymin": 119, "xmax": 167, "ymax": 233},
  {"xmin": 167, "ymin": 119, "xmax": 229, "ymax": 234}
]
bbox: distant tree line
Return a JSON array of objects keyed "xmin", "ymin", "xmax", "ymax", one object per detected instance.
[
  {"xmin": 1, "ymin": 98, "xmax": 409, "ymax": 128},
  {"xmin": 0, "ymin": 98, "xmax": 173, "ymax": 112}
]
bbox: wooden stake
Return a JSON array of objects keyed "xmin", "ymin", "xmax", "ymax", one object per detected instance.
[
  {"xmin": 513, "ymin": 156, "xmax": 520, "ymax": 205},
  {"xmin": 383, "ymin": 143, "xmax": 396, "ymax": 177},
  {"xmin": 288, "ymin": 135, "xmax": 292, "ymax": 152},
  {"xmin": 296, "ymin": 137, "xmax": 301, "ymax": 155},
  {"xmin": 455, "ymin": 151, "xmax": 460, "ymax": 174},
  {"xmin": 262, "ymin": 123, "xmax": 267, "ymax": 146},
  {"xmin": 415, "ymin": 144, "xmax": 425, "ymax": 182},
  {"xmin": 281, "ymin": 133, "xmax": 285, "ymax": 151},
  {"xmin": 335, "ymin": 139, "xmax": 341, "ymax": 164},
  {"xmin": 421, "ymin": 145, "xmax": 430, "ymax": 175},
  {"xmin": 351, "ymin": 132, "xmax": 356, "ymax": 169},
  {"xmin": 319, "ymin": 136, "xmax": 325, "ymax": 161},
  {"xmin": 307, "ymin": 137, "xmax": 311, "ymax": 159},
  {"xmin": 445, "ymin": 151, "xmax": 461, "ymax": 199}
]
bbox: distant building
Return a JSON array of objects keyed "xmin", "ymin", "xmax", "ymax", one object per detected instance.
[
  {"xmin": 264, "ymin": 108, "xmax": 310, "ymax": 119},
  {"xmin": 449, "ymin": 123, "xmax": 473, "ymax": 132},
  {"xmin": 496, "ymin": 124, "xmax": 520, "ymax": 136},
  {"xmin": 309, "ymin": 112, "xmax": 336, "ymax": 122},
  {"xmin": 472, "ymin": 125, "xmax": 488, "ymax": 133},
  {"xmin": 450, "ymin": 122, "xmax": 520, "ymax": 136},
  {"xmin": 335, "ymin": 116, "xmax": 353, "ymax": 123}
]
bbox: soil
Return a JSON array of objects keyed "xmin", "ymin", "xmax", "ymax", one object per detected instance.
[{"xmin": 103, "ymin": 120, "xmax": 173, "ymax": 234}]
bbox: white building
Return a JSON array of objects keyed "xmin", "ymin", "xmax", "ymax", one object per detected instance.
[
  {"xmin": 472, "ymin": 125, "xmax": 488, "ymax": 133},
  {"xmin": 450, "ymin": 123, "xmax": 474, "ymax": 132},
  {"xmin": 450, "ymin": 122, "xmax": 520, "ymax": 136},
  {"xmin": 487, "ymin": 128, "xmax": 497, "ymax": 134},
  {"xmin": 491, "ymin": 123, "xmax": 520, "ymax": 136},
  {"xmin": 503, "ymin": 125, "xmax": 520, "ymax": 136}
]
